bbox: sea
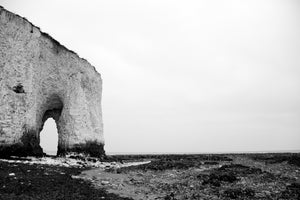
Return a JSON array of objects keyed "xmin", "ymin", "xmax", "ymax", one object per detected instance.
[
  {"xmin": 106, "ymin": 150, "xmax": 300, "ymax": 155},
  {"xmin": 42, "ymin": 150, "xmax": 300, "ymax": 156}
]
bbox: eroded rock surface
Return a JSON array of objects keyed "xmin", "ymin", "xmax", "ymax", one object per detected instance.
[{"xmin": 0, "ymin": 6, "xmax": 104, "ymax": 157}]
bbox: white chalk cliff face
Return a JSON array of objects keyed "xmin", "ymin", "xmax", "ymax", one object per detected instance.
[{"xmin": 0, "ymin": 6, "xmax": 104, "ymax": 157}]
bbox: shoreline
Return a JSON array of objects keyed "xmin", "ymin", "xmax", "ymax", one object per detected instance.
[{"xmin": 1, "ymin": 153, "xmax": 299, "ymax": 199}]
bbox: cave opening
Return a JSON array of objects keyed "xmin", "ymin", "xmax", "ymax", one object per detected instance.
[
  {"xmin": 40, "ymin": 118, "xmax": 58, "ymax": 156},
  {"xmin": 13, "ymin": 83, "xmax": 25, "ymax": 93}
]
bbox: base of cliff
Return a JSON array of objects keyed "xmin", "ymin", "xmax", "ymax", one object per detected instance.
[
  {"xmin": 0, "ymin": 143, "xmax": 43, "ymax": 158},
  {"xmin": 57, "ymin": 141, "xmax": 106, "ymax": 159},
  {"xmin": 0, "ymin": 141, "xmax": 106, "ymax": 159}
]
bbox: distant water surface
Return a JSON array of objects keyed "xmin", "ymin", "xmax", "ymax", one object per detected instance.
[
  {"xmin": 107, "ymin": 150, "xmax": 300, "ymax": 155},
  {"xmin": 42, "ymin": 150, "xmax": 300, "ymax": 156}
]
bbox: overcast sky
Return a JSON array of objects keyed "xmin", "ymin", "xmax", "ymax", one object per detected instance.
[{"xmin": 1, "ymin": 0, "xmax": 300, "ymax": 153}]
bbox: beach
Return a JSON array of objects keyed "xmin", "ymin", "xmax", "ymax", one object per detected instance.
[{"xmin": 0, "ymin": 153, "xmax": 300, "ymax": 199}]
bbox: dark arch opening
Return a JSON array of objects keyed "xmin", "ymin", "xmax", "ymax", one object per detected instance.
[{"xmin": 39, "ymin": 95, "xmax": 63, "ymax": 156}]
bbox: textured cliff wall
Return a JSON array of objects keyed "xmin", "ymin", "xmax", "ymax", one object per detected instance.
[{"xmin": 0, "ymin": 6, "xmax": 104, "ymax": 157}]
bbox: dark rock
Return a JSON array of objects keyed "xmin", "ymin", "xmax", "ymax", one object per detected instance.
[
  {"xmin": 223, "ymin": 188, "xmax": 255, "ymax": 199},
  {"xmin": 281, "ymin": 182, "xmax": 300, "ymax": 199},
  {"xmin": 201, "ymin": 171, "xmax": 238, "ymax": 187}
]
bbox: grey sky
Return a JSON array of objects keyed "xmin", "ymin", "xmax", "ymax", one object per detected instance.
[{"xmin": 1, "ymin": 0, "xmax": 300, "ymax": 153}]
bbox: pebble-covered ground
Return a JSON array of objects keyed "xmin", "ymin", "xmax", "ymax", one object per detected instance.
[
  {"xmin": 82, "ymin": 153, "xmax": 300, "ymax": 200},
  {"xmin": 0, "ymin": 153, "xmax": 300, "ymax": 199},
  {"xmin": 0, "ymin": 155, "xmax": 133, "ymax": 200}
]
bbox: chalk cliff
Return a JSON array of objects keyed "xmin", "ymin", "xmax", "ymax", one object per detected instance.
[{"xmin": 0, "ymin": 6, "xmax": 104, "ymax": 157}]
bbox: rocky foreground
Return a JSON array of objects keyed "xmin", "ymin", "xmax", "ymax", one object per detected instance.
[{"xmin": 0, "ymin": 153, "xmax": 300, "ymax": 199}]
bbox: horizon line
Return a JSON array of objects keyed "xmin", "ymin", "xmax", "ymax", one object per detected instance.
[{"xmin": 106, "ymin": 149, "xmax": 300, "ymax": 155}]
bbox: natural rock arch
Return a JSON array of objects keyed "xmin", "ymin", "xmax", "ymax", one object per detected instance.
[
  {"xmin": 0, "ymin": 6, "xmax": 105, "ymax": 157},
  {"xmin": 39, "ymin": 94, "xmax": 63, "ymax": 155}
]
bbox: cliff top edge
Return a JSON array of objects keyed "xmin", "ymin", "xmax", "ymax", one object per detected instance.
[{"xmin": 0, "ymin": 5, "xmax": 100, "ymax": 75}]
